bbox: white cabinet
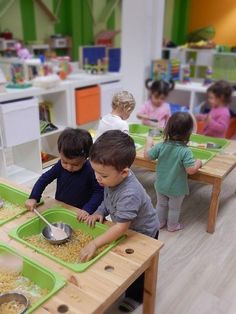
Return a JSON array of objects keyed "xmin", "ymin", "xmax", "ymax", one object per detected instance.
[
  {"xmin": 0, "ymin": 84, "xmax": 72, "ymax": 184},
  {"xmin": 0, "ymin": 74, "xmax": 122, "ymax": 184}
]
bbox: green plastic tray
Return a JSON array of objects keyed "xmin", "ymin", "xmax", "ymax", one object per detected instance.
[
  {"xmin": 0, "ymin": 183, "xmax": 31, "ymax": 226},
  {"xmin": 191, "ymin": 147, "xmax": 216, "ymax": 164},
  {"xmin": 9, "ymin": 206, "xmax": 124, "ymax": 272},
  {"xmin": 129, "ymin": 123, "xmax": 163, "ymax": 140},
  {"xmin": 189, "ymin": 134, "xmax": 229, "ymax": 151},
  {"xmin": 131, "ymin": 135, "xmax": 145, "ymax": 150},
  {"xmin": 129, "ymin": 123, "xmax": 151, "ymax": 136},
  {"xmin": 0, "ymin": 242, "xmax": 65, "ymax": 314}
]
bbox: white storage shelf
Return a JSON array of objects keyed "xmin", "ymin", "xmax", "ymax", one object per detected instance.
[{"xmin": 0, "ymin": 73, "xmax": 122, "ymax": 184}]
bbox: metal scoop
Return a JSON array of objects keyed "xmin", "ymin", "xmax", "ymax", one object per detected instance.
[
  {"xmin": 206, "ymin": 142, "xmax": 222, "ymax": 149},
  {"xmin": 0, "ymin": 199, "xmax": 4, "ymax": 208},
  {"xmin": 33, "ymin": 208, "xmax": 68, "ymax": 241}
]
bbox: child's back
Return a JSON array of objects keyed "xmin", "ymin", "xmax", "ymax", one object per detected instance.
[{"xmin": 95, "ymin": 91, "xmax": 135, "ymax": 139}]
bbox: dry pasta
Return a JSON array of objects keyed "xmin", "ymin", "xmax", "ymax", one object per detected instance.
[
  {"xmin": 0, "ymin": 300, "xmax": 25, "ymax": 314},
  {"xmin": 0, "ymin": 199, "xmax": 24, "ymax": 220},
  {"xmin": 0, "ymin": 271, "xmax": 48, "ymax": 308},
  {"xmin": 24, "ymin": 229, "xmax": 106, "ymax": 263}
]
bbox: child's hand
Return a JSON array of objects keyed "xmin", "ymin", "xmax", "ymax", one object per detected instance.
[
  {"xmin": 80, "ymin": 241, "xmax": 97, "ymax": 262},
  {"xmin": 77, "ymin": 209, "xmax": 89, "ymax": 222},
  {"xmin": 196, "ymin": 159, "xmax": 202, "ymax": 168},
  {"xmin": 25, "ymin": 199, "xmax": 37, "ymax": 211},
  {"xmin": 205, "ymin": 114, "xmax": 211, "ymax": 123},
  {"xmin": 85, "ymin": 214, "xmax": 103, "ymax": 228}
]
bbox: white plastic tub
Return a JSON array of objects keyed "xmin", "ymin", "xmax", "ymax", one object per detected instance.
[{"xmin": 0, "ymin": 97, "xmax": 40, "ymax": 147}]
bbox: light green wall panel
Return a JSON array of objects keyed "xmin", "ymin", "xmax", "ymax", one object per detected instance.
[
  {"xmin": 163, "ymin": 0, "xmax": 174, "ymax": 40},
  {"xmin": 114, "ymin": 1, "xmax": 121, "ymax": 47},
  {"xmin": 34, "ymin": 0, "xmax": 54, "ymax": 43},
  {"xmin": 0, "ymin": 0, "xmax": 23, "ymax": 40}
]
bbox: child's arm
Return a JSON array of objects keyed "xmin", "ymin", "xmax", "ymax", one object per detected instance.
[
  {"xmin": 80, "ymin": 221, "xmax": 130, "ymax": 262},
  {"xmin": 144, "ymin": 136, "xmax": 154, "ymax": 159},
  {"xmin": 185, "ymin": 159, "xmax": 202, "ymax": 175},
  {"xmin": 205, "ymin": 113, "xmax": 229, "ymax": 134},
  {"xmin": 195, "ymin": 113, "xmax": 207, "ymax": 121},
  {"xmin": 81, "ymin": 173, "xmax": 104, "ymax": 215},
  {"xmin": 25, "ymin": 162, "xmax": 60, "ymax": 210}
]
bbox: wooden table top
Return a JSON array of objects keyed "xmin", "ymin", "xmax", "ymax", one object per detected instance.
[
  {"xmin": 135, "ymin": 140, "xmax": 236, "ymax": 180},
  {"xmin": 0, "ymin": 178, "xmax": 164, "ymax": 314}
]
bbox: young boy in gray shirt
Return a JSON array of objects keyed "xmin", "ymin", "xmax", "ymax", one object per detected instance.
[{"xmin": 78, "ymin": 130, "xmax": 160, "ymax": 312}]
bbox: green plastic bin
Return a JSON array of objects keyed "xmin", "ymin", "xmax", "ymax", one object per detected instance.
[
  {"xmin": 191, "ymin": 147, "xmax": 216, "ymax": 164},
  {"xmin": 0, "ymin": 183, "xmax": 31, "ymax": 226},
  {"xmin": 131, "ymin": 135, "xmax": 145, "ymax": 151},
  {"xmin": 9, "ymin": 206, "xmax": 124, "ymax": 272},
  {"xmin": 189, "ymin": 134, "xmax": 229, "ymax": 151},
  {"xmin": 0, "ymin": 242, "xmax": 65, "ymax": 314}
]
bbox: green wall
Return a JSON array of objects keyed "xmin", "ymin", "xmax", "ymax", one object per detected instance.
[{"xmin": 0, "ymin": 0, "xmax": 121, "ymax": 60}]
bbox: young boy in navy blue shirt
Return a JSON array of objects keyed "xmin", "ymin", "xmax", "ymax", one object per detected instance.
[{"xmin": 25, "ymin": 128, "xmax": 104, "ymax": 218}]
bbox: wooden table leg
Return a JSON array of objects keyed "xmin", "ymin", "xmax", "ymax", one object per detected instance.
[
  {"xmin": 143, "ymin": 253, "xmax": 159, "ymax": 314},
  {"xmin": 207, "ymin": 178, "xmax": 222, "ymax": 234}
]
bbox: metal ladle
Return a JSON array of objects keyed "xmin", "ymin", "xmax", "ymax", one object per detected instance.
[
  {"xmin": 0, "ymin": 199, "xmax": 4, "ymax": 209},
  {"xmin": 33, "ymin": 208, "xmax": 68, "ymax": 241}
]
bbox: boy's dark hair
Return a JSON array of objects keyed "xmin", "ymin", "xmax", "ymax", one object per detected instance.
[
  {"xmin": 57, "ymin": 128, "xmax": 92, "ymax": 159},
  {"xmin": 145, "ymin": 79, "xmax": 175, "ymax": 96},
  {"xmin": 90, "ymin": 130, "xmax": 136, "ymax": 171},
  {"xmin": 207, "ymin": 80, "xmax": 232, "ymax": 104},
  {"xmin": 164, "ymin": 112, "xmax": 193, "ymax": 144}
]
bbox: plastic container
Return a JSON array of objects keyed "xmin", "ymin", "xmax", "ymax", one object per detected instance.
[
  {"xmin": 9, "ymin": 206, "xmax": 124, "ymax": 272},
  {"xmin": 0, "ymin": 183, "xmax": 29, "ymax": 226},
  {"xmin": 0, "ymin": 242, "xmax": 65, "ymax": 314},
  {"xmin": 190, "ymin": 134, "xmax": 229, "ymax": 151},
  {"xmin": 191, "ymin": 147, "xmax": 216, "ymax": 163},
  {"xmin": 75, "ymin": 86, "xmax": 100, "ymax": 125},
  {"xmin": 131, "ymin": 135, "xmax": 145, "ymax": 151},
  {"xmin": 129, "ymin": 124, "xmax": 150, "ymax": 136},
  {"xmin": 0, "ymin": 97, "xmax": 40, "ymax": 147}
]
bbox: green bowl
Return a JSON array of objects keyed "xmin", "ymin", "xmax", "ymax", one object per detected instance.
[
  {"xmin": 131, "ymin": 135, "xmax": 145, "ymax": 151},
  {"xmin": 9, "ymin": 206, "xmax": 125, "ymax": 272},
  {"xmin": 0, "ymin": 243, "xmax": 65, "ymax": 314}
]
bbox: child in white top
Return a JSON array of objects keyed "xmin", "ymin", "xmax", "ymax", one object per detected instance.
[
  {"xmin": 137, "ymin": 79, "xmax": 174, "ymax": 128},
  {"xmin": 95, "ymin": 91, "xmax": 135, "ymax": 140}
]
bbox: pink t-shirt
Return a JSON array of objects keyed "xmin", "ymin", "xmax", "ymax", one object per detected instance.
[
  {"xmin": 138, "ymin": 100, "xmax": 171, "ymax": 128},
  {"xmin": 196, "ymin": 106, "xmax": 230, "ymax": 138}
]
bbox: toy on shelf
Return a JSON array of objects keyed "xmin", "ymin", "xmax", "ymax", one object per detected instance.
[
  {"xmin": 151, "ymin": 59, "xmax": 170, "ymax": 81},
  {"xmin": 203, "ymin": 66, "xmax": 213, "ymax": 86},
  {"xmin": 51, "ymin": 56, "xmax": 72, "ymax": 79},
  {"xmin": 80, "ymin": 46, "xmax": 109, "ymax": 74},
  {"xmin": 182, "ymin": 64, "xmax": 191, "ymax": 84},
  {"xmin": 170, "ymin": 59, "xmax": 180, "ymax": 81},
  {"xmin": 15, "ymin": 42, "xmax": 32, "ymax": 59}
]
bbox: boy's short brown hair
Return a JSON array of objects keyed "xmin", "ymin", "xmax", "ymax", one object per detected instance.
[
  {"xmin": 58, "ymin": 128, "xmax": 92, "ymax": 159},
  {"xmin": 90, "ymin": 130, "xmax": 136, "ymax": 171}
]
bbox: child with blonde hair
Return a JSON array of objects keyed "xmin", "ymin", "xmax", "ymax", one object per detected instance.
[{"xmin": 95, "ymin": 91, "xmax": 135, "ymax": 139}]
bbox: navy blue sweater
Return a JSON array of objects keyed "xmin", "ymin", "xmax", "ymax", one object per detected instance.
[{"xmin": 29, "ymin": 160, "xmax": 104, "ymax": 214}]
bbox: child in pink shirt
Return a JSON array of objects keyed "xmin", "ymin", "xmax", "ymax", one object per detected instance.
[
  {"xmin": 137, "ymin": 79, "xmax": 174, "ymax": 128},
  {"xmin": 196, "ymin": 80, "xmax": 232, "ymax": 138}
]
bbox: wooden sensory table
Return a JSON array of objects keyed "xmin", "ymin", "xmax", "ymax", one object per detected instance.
[
  {"xmin": 0, "ymin": 178, "xmax": 164, "ymax": 314},
  {"xmin": 134, "ymin": 140, "xmax": 236, "ymax": 234}
]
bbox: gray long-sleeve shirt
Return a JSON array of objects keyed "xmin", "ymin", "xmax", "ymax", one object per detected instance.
[{"xmin": 95, "ymin": 171, "xmax": 160, "ymax": 237}]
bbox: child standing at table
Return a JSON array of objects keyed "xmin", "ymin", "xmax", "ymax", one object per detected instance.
[
  {"xmin": 137, "ymin": 79, "xmax": 174, "ymax": 128},
  {"xmin": 145, "ymin": 112, "xmax": 202, "ymax": 232},
  {"xmin": 78, "ymin": 130, "xmax": 160, "ymax": 312},
  {"xmin": 196, "ymin": 80, "xmax": 232, "ymax": 138},
  {"xmin": 25, "ymin": 128, "xmax": 104, "ymax": 219},
  {"xmin": 95, "ymin": 91, "xmax": 135, "ymax": 140}
]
